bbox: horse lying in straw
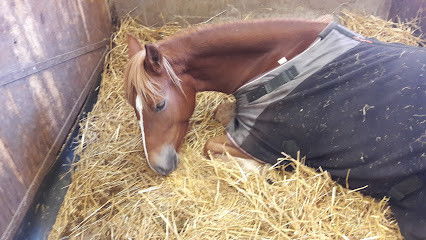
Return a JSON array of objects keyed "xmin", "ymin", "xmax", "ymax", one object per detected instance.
[{"xmin": 124, "ymin": 18, "xmax": 426, "ymax": 239}]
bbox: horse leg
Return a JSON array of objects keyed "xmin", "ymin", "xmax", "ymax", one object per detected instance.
[
  {"xmin": 214, "ymin": 102, "xmax": 235, "ymax": 126},
  {"xmin": 204, "ymin": 135, "xmax": 269, "ymax": 174}
]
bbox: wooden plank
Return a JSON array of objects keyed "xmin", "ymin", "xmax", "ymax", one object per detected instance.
[
  {"xmin": 0, "ymin": 0, "xmax": 111, "ymax": 73},
  {"xmin": 0, "ymin": 139, "xmax": 26, "ymax": 235},
  {"xmin": 0, "ymin": 86, "xmax": 45, "ymax": 186},
  {"xmin": 0, "ymin": 39, "xmax": 109, "ymax": 87}
]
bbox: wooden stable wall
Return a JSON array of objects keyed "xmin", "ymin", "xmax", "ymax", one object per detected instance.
[
  {"xmin": 0, "ymin": 0, "xmax": 112, "ymax": 239},
  {"xmin": 109, "ymin": 0, "xmax": 392, "ymax": 26},
  {"xmin": 389, "ymin": 0, "xmax": 426, "ymax": 36}
]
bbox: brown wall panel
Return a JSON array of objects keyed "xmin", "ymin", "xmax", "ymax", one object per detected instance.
[
  {"xmin": 0, "ymin": 0, "xmax": 111, "ymax": 74},
  {"xmin": 0, "ymin": 0, "xmax": 112, "ymax": 239},
  {"xmin": 0, "ymin": 48, "xmax": 106, "ymax": 184},
  {"xmin": 0, "ymin": 47, "xmax": 108, "ymax": 239}
]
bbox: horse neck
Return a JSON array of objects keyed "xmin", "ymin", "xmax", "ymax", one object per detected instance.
[{"xmin": 160, "ymin": 19, "xmax": 329, "ymax": 94}]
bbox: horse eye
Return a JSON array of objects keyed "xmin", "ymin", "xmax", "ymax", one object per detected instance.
[{"xmin": 155, "ymin": 100, "xmax": 166, "ymax": 112}]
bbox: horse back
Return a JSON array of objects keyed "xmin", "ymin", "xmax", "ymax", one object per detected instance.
[{"xmin": 227, "ymin": 24, "xmax": 426, "ymax": 197}]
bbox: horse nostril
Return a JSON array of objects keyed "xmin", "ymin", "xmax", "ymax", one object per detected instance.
[
  {"xmin": 152, "ymin": 149, "xmax": 178, "ymax": 176},
  {"xmin": 171, "ymin": 154, "xmax": 178, "ymax": 169},
  {"xmin": 153, "ymin": 166, "xmax": 171, "ymax": 176}
]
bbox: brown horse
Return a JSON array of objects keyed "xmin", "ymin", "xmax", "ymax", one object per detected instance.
[
  {"xmin": 125, "ymin": 18, "xmax": 426, "ymax": 239},
  {"xmin": 125, "ymin": 18, "xmax": 330, "ymax": 175}
]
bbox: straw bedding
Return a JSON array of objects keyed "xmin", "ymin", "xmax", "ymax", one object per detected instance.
[{"xmin": 49, "ymin": 11, "xmax": 423, "ymax": 239}]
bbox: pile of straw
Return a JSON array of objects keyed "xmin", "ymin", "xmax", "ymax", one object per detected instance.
[
  {"xmin": 50, "ymin": 11, "xmax": 423, "ymax": 239},
  {"xmin": 339, "ymin": 10, "xmax": 425, "ymax": 47}
]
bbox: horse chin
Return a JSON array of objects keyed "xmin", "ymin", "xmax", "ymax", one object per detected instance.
[{"xmin": 150, "ymin": 144, "xmax": 178, "ymax": 176}]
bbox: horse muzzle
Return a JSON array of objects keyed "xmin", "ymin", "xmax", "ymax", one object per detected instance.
[{"xmin": 150, "ymin": 144, "xmax": 178, "ymax": 176}]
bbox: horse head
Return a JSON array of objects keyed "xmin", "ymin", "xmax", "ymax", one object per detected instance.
[{"xmin": 124, "ymin": 35, "xmax": 196, "ymax": 176}]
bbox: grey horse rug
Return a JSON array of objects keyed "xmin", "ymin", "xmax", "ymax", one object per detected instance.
[{"xmin": 226, "ymin": 22, "xmax": 426, "ymax": 239}]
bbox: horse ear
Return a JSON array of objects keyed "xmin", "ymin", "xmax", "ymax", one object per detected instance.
[
  {"xmin": 144, "ymin": 43, "xmax": 163, "ymax": 74},
  {"xmin": 127, "ymin": 34, "xmax": 143, "ymax": 58}
]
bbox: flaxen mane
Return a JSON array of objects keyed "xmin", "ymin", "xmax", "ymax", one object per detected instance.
[{"xmin": 124, "ymin": 49, "xmax": 183, "ymax": 108}]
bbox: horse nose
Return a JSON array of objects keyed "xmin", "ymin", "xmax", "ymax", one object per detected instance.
[
  {"xmin": 152, "ymin": 146, "xmax": 178, "ymax": 176},
  {"xmin": 154, "ymin": 154, "xmax": 178, "ymax": 176}
]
